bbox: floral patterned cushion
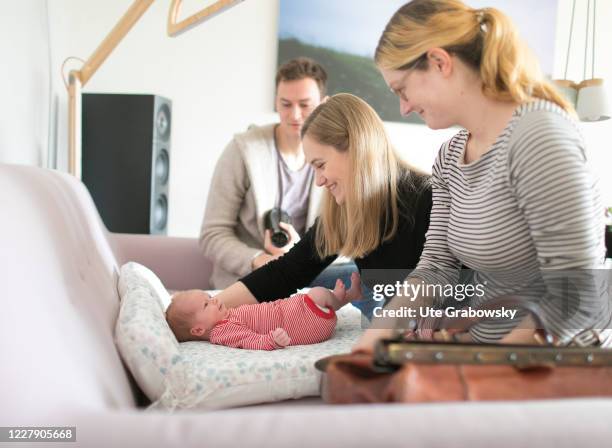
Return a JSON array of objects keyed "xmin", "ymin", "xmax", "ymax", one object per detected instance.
[
  {"xmin": 115, "ymin": 262, "xmax": 187, "ymax": 403},
  {"xmin": 115, "ymin": 262, "xmax": 364, "ymax": 410}
]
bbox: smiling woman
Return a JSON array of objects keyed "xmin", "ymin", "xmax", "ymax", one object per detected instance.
[
  {"xmin": 213, "ymin": 93, "xmax": 433, "ymax": 317},
  {"xmin": 302, "ymin": 94, "xmax": 416, "ymax": 260}
]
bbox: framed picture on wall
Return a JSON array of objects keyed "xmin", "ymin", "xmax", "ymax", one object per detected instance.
[{"xmin": 277, "ymin": 0, "xmax": 559, "ymax": 124}]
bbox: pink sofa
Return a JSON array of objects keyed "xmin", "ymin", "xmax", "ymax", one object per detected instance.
[{"xmin": 2, "ymin": 162, "xmax": 612, "ymax": 448}]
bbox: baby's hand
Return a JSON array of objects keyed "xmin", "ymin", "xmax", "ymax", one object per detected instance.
[{"xmin": 272, "ymin": 328, "xmax": 291, "ymax": 348}]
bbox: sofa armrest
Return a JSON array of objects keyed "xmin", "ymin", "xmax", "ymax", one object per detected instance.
[{"xmin": 109, "ymin": 233, "xmax": 213, "ymax": 291}]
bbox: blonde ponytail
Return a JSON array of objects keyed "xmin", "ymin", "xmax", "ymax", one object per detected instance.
[{"xmin": 376, "ymin": 0, "xmax": 574, "ymax": 114}]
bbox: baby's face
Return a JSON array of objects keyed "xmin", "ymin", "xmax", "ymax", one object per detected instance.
[{"xmin": 173, "ymin": 290, "xmax": 229, "ymax": 335}]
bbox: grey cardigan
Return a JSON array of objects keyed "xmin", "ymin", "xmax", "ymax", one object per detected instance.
[{"xmin": 199, "ymin": 123, "xmax": 323, "ymax": 289}]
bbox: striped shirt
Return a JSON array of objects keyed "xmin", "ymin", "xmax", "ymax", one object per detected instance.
[
  {"xmin": 411, "ymin": 100, "xmax": 610, "ymax": 345},
  {"xmin": 209, "ymin": 294, "xmax": 337, "ymax": 350}
]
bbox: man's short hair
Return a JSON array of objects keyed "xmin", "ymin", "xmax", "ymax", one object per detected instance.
[{"xmin": 275, "ymin": 57, "xmax": 328, "ymax": 97}]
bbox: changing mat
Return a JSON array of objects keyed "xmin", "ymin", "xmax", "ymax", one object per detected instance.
[
  {"xmin": 177, "ymin": 304, "xmax": 363, "ymax": 409},
  {"xmin": 115, "ymin": 262, "xmax": 364, "ymax": 410}
]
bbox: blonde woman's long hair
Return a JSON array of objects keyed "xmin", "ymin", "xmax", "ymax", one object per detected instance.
[
  {"xmin": 301, "ymin": 93, "xmax": 422, "ymax": 260},
  {"xmin": 375, "ymin": 0, "xmax": 573, "ymax": 113}
]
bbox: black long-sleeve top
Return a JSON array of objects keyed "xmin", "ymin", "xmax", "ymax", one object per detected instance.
[{"xmin": 240, "ymin": 174, "xmax": 432, "ymax": 302}]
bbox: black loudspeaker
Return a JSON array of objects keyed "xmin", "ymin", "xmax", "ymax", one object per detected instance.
[{"xmin": 82, "ymin": 93, "xmax": 171, "ymax": 234}]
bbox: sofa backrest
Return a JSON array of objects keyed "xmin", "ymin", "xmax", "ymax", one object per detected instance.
[{"xmin": 0, "ymin": 164, "xmax": 136, "ymax": 419}]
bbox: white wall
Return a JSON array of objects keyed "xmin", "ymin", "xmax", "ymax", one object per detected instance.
[
  {"xmin": 46, "ymin": 0, "xmax": 279, "ymax": 236},
  {"xmin": 0, "ymin": 0, "xmax": 51, "ymax": 167},
  {"xmin": 554, "ymin": 0, "xmax": 612, "ymax": 207}
]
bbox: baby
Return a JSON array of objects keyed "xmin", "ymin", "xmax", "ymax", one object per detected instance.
[{"xmin": 166, "ymin": 273, "xmax": 361, "ymax": 350}]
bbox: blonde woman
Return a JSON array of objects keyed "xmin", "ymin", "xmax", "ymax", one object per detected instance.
[
  {"xmin": 355, "ymin": 0, "xmax": 608, "ymax": 352},
  {"xmin": 214, "ymin": 93, "xmax": 432, "ymax": 314}
]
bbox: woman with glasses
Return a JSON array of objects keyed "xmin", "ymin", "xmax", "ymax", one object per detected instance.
[{"xmin": 355, "ymin": 0, "xmax": 609, "ymax": 352}]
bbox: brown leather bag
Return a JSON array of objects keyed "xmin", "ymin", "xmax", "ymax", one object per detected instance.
[
  {"xmin": 317, "ymin": 298, "xmax": 612, "ymax": 404},
  {"xmin": 318, "ymin": 351, "xmax": 612, "ymax": 403}
]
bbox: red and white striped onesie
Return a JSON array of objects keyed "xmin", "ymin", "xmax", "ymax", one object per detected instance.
[{"xmin": 208, "ymin": 293, "xmax": 337, "ymax": 350}]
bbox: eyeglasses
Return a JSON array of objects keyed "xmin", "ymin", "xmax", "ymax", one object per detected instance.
[{"xmin": 389, "ymin": 54, "xmax": 428, "ymax": 100}]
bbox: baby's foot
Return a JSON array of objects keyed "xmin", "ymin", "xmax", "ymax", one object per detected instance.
[
  {"xmin": 345, "ymin": 272, "xmax": 363, "ymax": 302},
  {"xmin": 332, "ymin": 278, "xmax": 347, "ymax": 303},
  {"xmin": 331, "ymin": 272, "xmax": 363, "ymax": 308}
]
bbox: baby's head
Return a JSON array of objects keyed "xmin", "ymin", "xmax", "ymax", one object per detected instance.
[{"xmin": 165, "ymin": 289, "xmax": 229, "ymax": 342}]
